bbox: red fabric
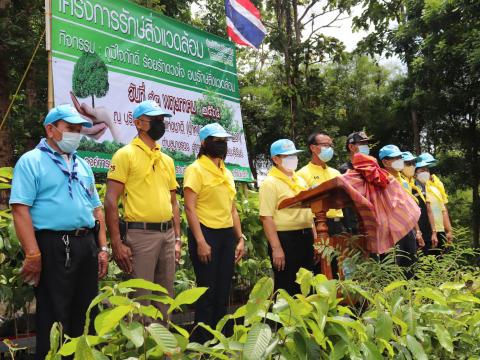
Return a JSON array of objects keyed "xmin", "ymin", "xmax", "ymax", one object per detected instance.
[
  {"xmin": 341, "ymin": 154, "xmax": 420, "ymax": 254},
  {"xmin": 235, "ymin": 0, "xmax": 262, "ymax": 19}
]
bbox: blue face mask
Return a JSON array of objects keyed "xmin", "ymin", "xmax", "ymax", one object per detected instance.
[
  {"xmin": 318, "ymin": 147, "xmax": 334, "ymax": 162},
  {"xmin": 358, "ymin": 145, "xmax": 370, "ymax": 156}
]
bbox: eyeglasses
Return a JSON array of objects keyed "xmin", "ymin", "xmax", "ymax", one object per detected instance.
[{"xmin": 315, "ymin": 143, "xmax": 333, "ymax": 147}]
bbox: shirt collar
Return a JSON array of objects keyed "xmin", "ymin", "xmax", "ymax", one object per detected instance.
[{"xmin": 132, "ymin": 137, "xmax": 160, "ymax": 154}]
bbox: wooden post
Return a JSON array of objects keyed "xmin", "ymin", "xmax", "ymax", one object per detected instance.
[
  {"xmin": 45, "ymin": 0, "xmax": 54, "ymax": 110},
  {"xmin": 311, "ymin": 201, "xmax": 333, "ymax": 279}
]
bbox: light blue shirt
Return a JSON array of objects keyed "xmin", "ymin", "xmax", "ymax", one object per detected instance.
[{"xmin": 9, "ymin": 140, "xmax": 102, "ymax": 231}]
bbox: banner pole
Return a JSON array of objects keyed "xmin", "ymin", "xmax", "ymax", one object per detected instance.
[{"xmin": 45, "ymin": 0, "xmax": 54, "ymax": 110}]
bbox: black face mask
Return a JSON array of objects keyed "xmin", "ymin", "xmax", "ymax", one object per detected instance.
[
  {"xmin": 204, "ymin": 138, "xmax": 228, "ymax": 159},
  {"xmin": 147, "ymin": 119, "xmax": 166, "ymax": 140}
]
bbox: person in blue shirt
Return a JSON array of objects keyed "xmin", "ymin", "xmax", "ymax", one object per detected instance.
[{"xmin": 9, "ymin": 104, "xmax": 108, "ymax": 360}]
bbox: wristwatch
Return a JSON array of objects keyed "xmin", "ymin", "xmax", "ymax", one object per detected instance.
[{"xmin": 99, "ymin": 246, "xmax": 111, "ymax": 255}]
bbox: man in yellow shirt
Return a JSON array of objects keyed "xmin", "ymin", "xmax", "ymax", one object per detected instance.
[
  {"xmin": 259, "ymin": 139, "xmax": 314, "ymax": 295},
  {"xmin": 105, "ymin": 100, "xmax": 181, "ymax": 322},
  {"xmin": 297, "ymin": 132, "xmax": 343, "ymax": 277}
]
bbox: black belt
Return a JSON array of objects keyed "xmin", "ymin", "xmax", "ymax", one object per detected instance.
[
  {"xmin": 127, "ymin": 221, "xmax": 173, "ymax": 232},
  {"xmin": 37, "ymin": 228, "xmax": 92, "ymax": 237}
]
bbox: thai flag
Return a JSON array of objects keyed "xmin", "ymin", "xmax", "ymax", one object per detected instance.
[{"xmin": 225, "ymin": 0, "xmax": 267, "ymax": 49}]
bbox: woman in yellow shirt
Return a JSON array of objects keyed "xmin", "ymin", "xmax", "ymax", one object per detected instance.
[
  {"xmin": 259, "ymin": 139, "xmax": 315, "ymax": 295},
  {"xmin": 183, "ymin": 123, "xmax": 245, "ymax": 343}
]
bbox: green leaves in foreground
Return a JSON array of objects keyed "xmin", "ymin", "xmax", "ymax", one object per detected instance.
[{"xmin": 48, "ymin": 270, "xmax": 480, "ymax": 359}]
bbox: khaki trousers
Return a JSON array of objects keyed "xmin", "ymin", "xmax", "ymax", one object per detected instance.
[{"xmin": 125, "ymin": 227, "xmax": 175, "ymax": 324}]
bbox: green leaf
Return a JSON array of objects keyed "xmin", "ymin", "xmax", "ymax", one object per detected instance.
[
  {"xmin": 361, "ymin": 341, "xmax": 383, "ymax": 360},
  {"xmin": 376, "ymin": 311, "xmax": 393, "ymax": 340},
  {"xmin": 406, "ymin": 335, "xmax": 427, "ymax": 360},
  {"xmin": 243, "ymin": 323, "xmax": 272, "ymax": 360},
  {"xmin": 58, "ymin": 338, "xmax": 79, "ymax": 356},
  {"xmin": 94, "ymin": 305, "xmax": 133, "ymax": 335},
  {"xmin": 108, "ymin": 295, "xmax": 132, "ymax": 306},
  {"xmin": 168, "ymin": 287, "xmax": 208, "ymax": 313},
  {"xmin": 146, "ymin": 323, "xmax": 178, "ymax": 354},
  {"xmin": 384, "ymin": 280, "xmax": 408, "ymax": 293},
  {"xmin": 74, "ymin": 336, "xmax": 95, "ymax": 360},
  {"xmin": 120, "ymin": 321, "xmax": 144, "ymax": 348},
  {"xmin": 169, "ymin": 322, "xmax": 190, "ymax": 339},
  {"xmin": 433, "ymin": 324, "xmax": 453, "ymax": 353},
  {"xmin": 118, "ymin": 278, "xmax": 168, "ymax": 293}
]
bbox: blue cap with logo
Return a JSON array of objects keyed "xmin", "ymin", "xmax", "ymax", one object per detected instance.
[
  {"xmin": 133, "ymin": 100, "xmax": 172, "ymax": 120},
  {"xmin": 379, "ymin": 144, "xmax": 403, "ymax": 160},
  {"xmin": 416, "ymin": 153, "xmax": 437, "ymax": 168},
  {"xmin": 199, "ymin": 123, "xmax": 232, "ymax": 141},
  {"xmin": 401, "ymin": 151, "xmax": 416, "ymax": 162},
  {"xmin": 270, "ymin": 139, "xmax": 303, "ymax": 157},
  {"xmin": 44, "ymin": 104, "xmax": 92, "ymax": 128}
]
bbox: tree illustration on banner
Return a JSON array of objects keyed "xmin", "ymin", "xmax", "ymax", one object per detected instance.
[
  {"xmin": 191, "ymin": 92, "xmax": 240, "ymax": 133},
  {"xmin": 72, "ymin": 51, "xmax": 109, "ymax": 108}
]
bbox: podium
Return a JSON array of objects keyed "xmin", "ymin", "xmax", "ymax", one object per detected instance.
[{"xmin": 278, "ymin": 177, "xmax": 369, "ymax": 279}]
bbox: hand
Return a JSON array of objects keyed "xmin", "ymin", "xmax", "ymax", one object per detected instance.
[
  {"xmin": 112, "ymin": 242, "xmax": 133, "ymax": 274},
  {"xmin": 314, "ymin": 252, "xmax": 322, "ymax": 265},
  {"xmin": 98, "ymin": 251, "xmax": 109, "ymax": 279},
  {"xmin": 431, "ymin": 232, "xmax": 438, "ymax": 248},
  {"xmin": 416, "ymin": 232, "xmax": 425, "ymax": 248},
  {"xmin": 271, "ymin": 247, "xmax": 285, "ymax": 271},
  {"xmin": 175, "ymin": 240, "xmax": 181, "ymax": 264},
  {"xmin": 70, "ymin": 91, "xmax": 119, "ymax": 141},
  {"xmin": 197, "ymin": 240, "xmax": 212, "ymax": 264},
  {"xmin": 21, "ymin": 255, "xmax": 42, "ymax": 286},
  {"xmin": 235, "ymin": 240, "xmax": 245, "ymax": 264},
  {"xmin": 446, "ymin": 230, "xmax": 453, "ymax": 243}
]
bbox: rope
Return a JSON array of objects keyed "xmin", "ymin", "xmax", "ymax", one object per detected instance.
[{"xmin": 0, "ymin": 28, "xmax": 46, "ymax": 131}]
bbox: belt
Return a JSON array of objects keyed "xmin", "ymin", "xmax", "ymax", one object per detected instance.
[
  {"xmin": 38, "ymin": 228, "xmax": 92, "ymax": 237},
  {"xmin": 127, "ymin": 221, "xmax": 173, "ymax": 232}
]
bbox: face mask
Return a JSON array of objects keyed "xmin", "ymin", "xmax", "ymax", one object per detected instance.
[
  {"xmin": 147, "ymin": 119, "xmax": 166, "ymax": 140},
  {"xmin": 204, "ymin": 138, "xmax": 228, "ymax": 159},
  {"xmin": 357, "ymin": 144, "xmax": 370, "ymax": 155},
  {"xmin": 391, "ymin": 159, "xmax": 404, "ymax": 171},
  {"xmin": 55, "ymin": 128, "xmax": 83, "ymax": 154},
  {"xmin": 417, "ymin": 171, "xmax": 430, "ymax": 184},
  {"xmin": 281, "ymin": 156, "xmax": 298, "ymax": 172},
  {"xmin": 402, "ymin": 165, "xmax": 415, "ymax": 178},
  {"xmin": 317, "ymin": 147, "xmax": 334, "ymax": 162}
]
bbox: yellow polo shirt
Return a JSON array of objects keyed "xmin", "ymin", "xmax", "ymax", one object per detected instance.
[
  {"xmin": 259, "ymin": 170, "xmax": 313, "ymax": 231},
  {"xmin": 427, "ymin": 185, "xmax": 446, "ymax": 232},
  {"xmin": 183, "ymin": 156, "xmax": 236, "ymax": 229},
  {"xmin": 107, "ymin": 137, "xmax": 178, "ymax": 222},
  {"xmin": 297, "ymin": 162, "xmax": 343, "ymax": 219}
]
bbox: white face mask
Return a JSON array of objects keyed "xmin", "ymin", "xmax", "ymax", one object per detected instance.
[
  {"xmin": 317, "ymin": 147, "xmax": 334, "ymax": 162},
  {"xmin": 417, "ymin": 171, "xmax": 430, "ymax": 184},
  {"xmin": 281, "ymin": 156, "xmax": 298, "ymax": 172},
  {"xmin": 391, "ymin": 159, "xmax": 404, "ymax": 172},
  {"xmin": 56, "ymin": 130, "xmax": 83, "ymax": 154},
  {"xmin": 357, "ymin": 144, "xmax": 370, "ymax": 155},
  {"xmin": 402, "ymin": 165, "xmax": 415, "ymax": 178}
]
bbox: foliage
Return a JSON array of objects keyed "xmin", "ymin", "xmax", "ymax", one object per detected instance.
[
  {"xmin": 47, "ymin": 267, "xmax": 480, "ymax": 359},
  {"xmin": 72, "ymin": 51, "xmax": 110, "ymax": 108},
  {"xmin": 46, "ymin": 278, "xmax": 207, "ymax": 359},
  {"xmin": 0, "ymin": 168, "xmax": 34, "ymax": 336}
]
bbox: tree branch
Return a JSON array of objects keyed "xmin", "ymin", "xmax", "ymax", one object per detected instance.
[
  {"xmin": 298, "ymin": 0, "xmax": 319, "ymax": 24},
  {"xmin": 306, "ymin": 13, "xmax": 350, "ymax": 41}
]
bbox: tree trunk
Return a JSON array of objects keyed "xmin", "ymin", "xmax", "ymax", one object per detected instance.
[
  {"xmin": 470, "ymin": 116, "xmax": 480, "ymax": 248},
  {"xmin": 410, "ymin": 108, "xmax": 421, "ymax": 154}
]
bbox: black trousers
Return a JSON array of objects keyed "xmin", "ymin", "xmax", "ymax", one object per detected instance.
[
  {"xmin": 396, "ymin": 229, "xmax": 417, "ymax": 279},
  {"xmin": 188, "ymin": 225, "xmax": 235, "ymax": 344},
  {"xmin": 423, "ymin": 231, "xmax": 447, "ymax": 256},
  {"xmin": 34, "ymin": 231, "xmax": 98, "ymax": 360},
  {"xmin": 269, "ymin": 228, "xmax": 314, "ymax": 296}
]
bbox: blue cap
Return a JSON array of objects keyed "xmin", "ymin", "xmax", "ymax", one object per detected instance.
[
  {"xmin": 199, "ymin": 123, "xmax": 232, "ymax": 141},
  {"xmin": 270, "ymin": 139, "xmax": 303, "ymax": 157},
  {"xmin": 133, "ymin": 100, "xmax": 172, "ymax": 119},
  {"xmin": 379, "ymin": 144, "xmax": 403, "ymax": 160},
  {"xmin": 416, "ymin": 153, "xmax": 437, "ymax": 168},
  {"xmin": 44, "ymin": 104, "xmax": 92, "ymax": 128},
  {"xmin": 402, "ymin": 151, "xmax": 416, "ymax": 162}
]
